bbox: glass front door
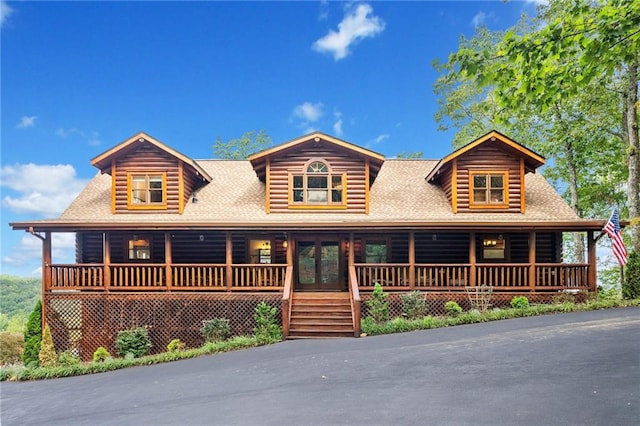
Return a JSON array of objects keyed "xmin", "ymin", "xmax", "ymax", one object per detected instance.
[{"xmin": 296, "ymin": 238, "xmax": 343, "ymax": 290}]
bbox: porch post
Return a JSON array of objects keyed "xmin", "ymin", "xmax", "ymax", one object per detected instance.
[
  {"xmin": 409, "ymin": 231, "xmax": 415, "ymax": 289},
  {"xmin": 469, "ymin": 232, "xmax": 476, "ymax": 287},
  {"xmin": 42, "ymin": 231, "xmax": 52, "ymax": 331},
  {"xmin": 528, "ymin": 231, "xmax": 536, "ymax": 292},
  {"xmin": 587, "ymin": 230, "xmax": 597, "ymax": 293},
  {"xmin": 165, "ymin": 232, "xmax": 172, "ymax": 291},
  {"xmin": 226, "ymin": 232, "xmax": 233, "ymax": 291},
  {"xmin": 348, "ymin": 233, "xmax": 355, "ymax": 267},
  {"xmin": 103, "ymin": 232, "xmax": 111, "ymax": 292}
]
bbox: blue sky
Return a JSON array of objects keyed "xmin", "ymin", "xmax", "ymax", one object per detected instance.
[{"xmin": 1, "ymin": 1, "xmax": 542, "ymax": 277}]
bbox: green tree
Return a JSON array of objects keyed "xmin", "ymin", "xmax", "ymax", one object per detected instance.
[
  {"xmin": 213, "ymin": 130, "xmax": 272, "ymax": 159},
  {"xmin": 623, "ymin": 251, "xmax": 640, "ymax": 299},
  {"xmin": 450, "ymin": 0, "xmax": 639, "ymax": 252},
  {"xmin": 38, "ymin": 324, "xmax": 57, "ymax": 367},
  {"xmin": 22, "ymin": 300, "xmax": 42, "ymax": 366}
]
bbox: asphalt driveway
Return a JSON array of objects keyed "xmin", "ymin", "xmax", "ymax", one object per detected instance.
[{"xmin": 2, "ymin": 307, "xmax": 639, "ymax": 425}]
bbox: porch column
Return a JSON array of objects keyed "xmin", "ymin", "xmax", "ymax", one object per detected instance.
[
  {"xmin": 528, "ymin": 231, "xmax": 536, "ymax": 292},
  {"xmin": 587, "ymin": 230, "xmax": 597, "ymax": 293},
  {"xmin": 42, "ymin": 231, "xmax": 51, "ymax": 331},
  {"xmin": 348, "ymin": 233, "xmax": 355, "ymax": 267},
  {"xmin": 409, "ymin": 231, "xmax": 415, "ymax": 289},
  {"xmin": 469, "ymin": 232, "xmax": 476, "ymax": 287},
  {"xmin": 165, "ymin": 232, "xmax": 172, "ymax": 291},
  {"xmin": 103, "ymin": 232, "xmax": 111, "ymax": 292},
  {"xmin": 225, "ymin": 232, "xmax": 233, "ymax": 291}
]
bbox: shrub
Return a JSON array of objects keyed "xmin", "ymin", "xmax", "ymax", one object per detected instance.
[
  {"xmin": 38, "ymin": 324, "xmax": 58, "ymax": 367},
  {"xmin": 366, "ymin": 283, "xmax": 389, "ymax": 323},
  {"xmin": 510, "ymin": 296, "xmax": 530, "ymax": 310},
  {"xmin": 22, "ymin": 300, "xmax": 42, "ymax": 366},
  {"xmin": 115, "ymin": 327, "xmax": 152, "ymax": 358},
  {"xmin": 552, "ymin": 292, "xmax": 575, "ymax": 305},
  {"xmin": 58, "ymin": 350, "xmax": 80, "ymax": 367},
  {"xmin": 93, "ymin": 346, "xmax": 111, "ymax": 363},
  {"xmin": 0, "ymin": 332, "xmax": 24, "ymax": 365},
  {"xmin": 167, "ymin": 338, "xmax": 186, "ymax": 352},
  {"xmin": 444, "ymin": 300, "xmax": 463, "ymax": 316},
  {"xmin": 623, "ymin": 251, "xmax": 640, "ymax": 300},
  {"xmin": 253, "ymin": 302, "xmax": 282, "ymax": 344},
  {"xmin": 200, "ymin": 318, "xmax": 231, "ymax": 343},
  {"xmin": 401, "ymin": 291, "xmax": 429, "ymax": 320}
]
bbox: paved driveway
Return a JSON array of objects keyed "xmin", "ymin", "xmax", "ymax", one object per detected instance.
[{"xmin": 2, "ymin": 307, "xmax": 639, "ymax": 425}]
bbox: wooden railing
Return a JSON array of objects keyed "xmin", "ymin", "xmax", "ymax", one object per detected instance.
[
  {"xmin": 50, "ymin": 264, "xmax": 104, "ymax": 290},
  {"xmin": 476, "ymin": 264, "xmax": 529, "ymax": 289},
  {"xmin": 171, "ymin": 264, "xmax": 226, "ymax": 290},
  {"xmin": 355, "ymin": 263, "xmax": 410, "ymax": 289},
  {"xmin": 110, "ymin": 264, "xmax": 166, "ymax": 289},
  {"xmin": 348, "ymin": 265, "xmax": 361, "ymax": 336},
  {"xmin": 536, "ymin": 264, "xmax": 589, "ymax": 289},
  {"xmin": 415, "ymin": 264, "xmax": 470, "ymax": 289},
  {"xmin": 231, "ymin": 264, "xmax": 287, "ymax": 290},
  {"xmin": 281, "ymin": 266, "xmax": 294, "ymax": 336}
]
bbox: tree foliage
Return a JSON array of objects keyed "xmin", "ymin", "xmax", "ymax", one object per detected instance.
[
  {"xmin": 22, "ymin": 300, "xmax": 42, "ymax": 366},
  {"xmin": 213, "ymin": 130, "xmax": 272, "ymax": 159},
  {"xmin": 0, "ymin": 275, "xmax": 41, "ymax": 318},
  {"xmin": 434, "ymin": 0, "xmax": 638, "ymax": 257}
]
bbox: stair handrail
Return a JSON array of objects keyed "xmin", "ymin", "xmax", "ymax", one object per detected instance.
[
  {"xmin": 348, "ymin": 265, "xmax": 361, "ymax": 337},
  {"xmin": 281, "ymin": 266, "xmax": 294, "ymax": 337}
]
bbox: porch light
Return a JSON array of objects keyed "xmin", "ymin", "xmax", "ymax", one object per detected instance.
[
  {"xmin": 199, "ymin": 234, "xmax": 205, "ymax": 241},
  {"xmin": 432, "ymin": 234, "xmax": 437, "ymax": 241},
  {"xmin": 282, "ymin": 240, "xmax": 288, "ymax": 248}
]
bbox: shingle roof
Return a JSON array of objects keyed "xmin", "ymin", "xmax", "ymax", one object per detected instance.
[{"xmin": 35, "ymin": 158, "xmax": 586, "ymax": 230}]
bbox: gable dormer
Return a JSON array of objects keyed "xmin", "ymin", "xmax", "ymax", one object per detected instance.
[
  {"xmin": 249, "ymin": 132, "xmax": 385, "ymax": 213},
  {"xmin": 91, "ymin": 132, "xmax": 211, "ymax": 214},
  {"xmin": 426, "ymin": 130, "xmax": 545, "ymax": 213}
]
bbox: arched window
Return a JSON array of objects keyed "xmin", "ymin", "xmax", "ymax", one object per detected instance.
[{"xmin": 290, "ymin": 159, "xmax": 346, "ymax": 208}]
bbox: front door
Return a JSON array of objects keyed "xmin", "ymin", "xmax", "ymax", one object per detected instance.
[{"xmin": 295, "ymin": 238, "xmax": 344, "ymax": 290}]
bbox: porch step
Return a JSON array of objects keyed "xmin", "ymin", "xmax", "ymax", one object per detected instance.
[{"xmin": 288, "ymin": 292, "xmax": 355, "ymax": 339}]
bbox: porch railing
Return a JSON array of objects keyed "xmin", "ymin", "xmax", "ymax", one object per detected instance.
[
  {"xmin": 231, "ymin": 264, "xmax": 287, "ymax": 290},
  {"xmin": 356, "ymin": 263, "xmax": 411, "ymax": 289},
  {"xmin": 415, "ymin": 264, "xmax": 470, "ymax": 289},
  {"xmin": 50, "ymin": 264, "xmax": 104, "ymax": 290},
  {"xmin": 476, "ymin": 264, "xmax": 529, "ymax": 289},
  {"xmin": 536, "ymin": 264, "xmax": 589, "ymax": 289},
  {"xmin": 171, "ymin": 264, "xmax": 226, "ymax": 290}
]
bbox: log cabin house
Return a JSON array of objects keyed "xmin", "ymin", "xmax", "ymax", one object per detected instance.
[{"xmin": 10, "ymin": 130, "xmax": 606, "ymax": 359}]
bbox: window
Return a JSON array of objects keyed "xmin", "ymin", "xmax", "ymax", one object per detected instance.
[
  {"xmin": 290, "ymin": 160, "xmax": 346, "ymax": 208},
  {"xmin": 128, "ymin": 173, "xmax": 166, "ymax": 209},
  {"xmin": 470, "ymin": 171, "xmax": 508, "ymax": 208},
  {"xmin": 482, "ymin": 235, "xmax": 506, "ymax": 260},
  {"xmin": 128, "ymin": 237, "xmax": 151, "ymax": 260},
  {"xmin": 364, "ymin": 240, "xmax": 388, "ymax": 263}
]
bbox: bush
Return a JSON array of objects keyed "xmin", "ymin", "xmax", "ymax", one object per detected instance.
[
  {"xmin": 510, "ymin": 296, "xmax": 530, "ymax": 310},
  {"xmin": 0, "ymin": 332, "xmax": 24, "ymax": 365},
  {"xmin": 200, "ymin": 318, "xmax": 231, "ymax": 343},
  {"xmin": 366, "ymin": 283, "xmax": 389, "ymax": 323},
  {"xmin": 444, "ymin": 301, "xmax": 463, "ymax": 316},
  {"xmin": 22, "ymin": 300, "xmax": 42, "ymax": 366},
  {"xmin": 253, "ymin": 302, "xmax": 282, "ymax": 344},
  {"xmin": 401, "ymin": 291, "xmax": 429, "ymax": 320},
  {"xmin": 93, "ymin": 347, "xmax": 111, "ymax": 363},
  {"xmin": 115, "ymin": 327, "xmax": 152, "ymax": 358},
  {"xmin": 38, "ymin": 324, "xmax": 57, "ymax": 368},
  {"xmin": 58, "ymin": 350, "xmax": 80, "ymax": 367},
  {"xmin": 167, "ymin": 338, "xmax": 186, "ymax": 352},
  {"xmin": 623, "ymin": 251, "xmax": 640, "ymax": 299}
]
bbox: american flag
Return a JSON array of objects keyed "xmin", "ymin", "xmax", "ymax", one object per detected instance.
[{"xmin": 603, "ymin": 207, "xmax": 628, "ymax": 266}]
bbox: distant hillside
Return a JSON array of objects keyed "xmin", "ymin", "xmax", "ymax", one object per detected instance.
[{"xmin": 0, "ymin": 275, "xmax": 41, "ymax": 317}]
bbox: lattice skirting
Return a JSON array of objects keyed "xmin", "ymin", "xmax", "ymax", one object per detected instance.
[
  {"xmin": 45, "ymin": 293, "xmax": 282, "ymax": 361},
  {"xmin": 360, "ymin": 291, "xmax": 587, "ymax": 319}
]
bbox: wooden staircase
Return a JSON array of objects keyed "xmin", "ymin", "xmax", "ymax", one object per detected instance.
[{"xmin": 288, "ymin": 292, "xmax": 355, "ymax": 338}]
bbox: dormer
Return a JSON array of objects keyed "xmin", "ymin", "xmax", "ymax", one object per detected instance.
[
  {"xmin": 91, "ymin": 132, "xmax": 211, "ymax": 214},
  {"xmin": 249, "ymin": 132, "xmax": 385, "ymax": 213},
  {"xmin": 426, "ymin": 130, "xmax": 545, "ymax": 213}
]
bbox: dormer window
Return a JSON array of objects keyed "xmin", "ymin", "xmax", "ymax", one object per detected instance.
[
  {"xmin": 127, "ymin": 173, "xmax": 167, "ymax": 209},
  {"xmin": 289, "ymin": 160, "xmax": 346, "ymax": 209},
  {"xmin": 470, "ymin": 171, "xmax": 508, "ymax": 208}
]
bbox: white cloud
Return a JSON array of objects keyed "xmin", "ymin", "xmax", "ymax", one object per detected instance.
[
  {"xmin": 56, "ymin": 127, "xmax": 102, "ymax": 146},
  {"xmin": 313, "ymin": 3, "xmax": 385, "ymax": 61},
  {"xmin": 318, "ymin": 0, "xmax": 329, "ymax": 21},
  {"xmin": 371, "ymin": 134, "xmax": 389, "ymax": 145},
  {"xmin": 471, "ymin": 12, "xmax": 486, "ymax": 28},
  {"xmin": 294, "ymin": 101, "xmax": 324, "ymax": 122},
  {"xmin": 0, "ymin": 1, "xmax": 13, "ymax": 29},
  {"xmin": 3, "ymin": 233, "xmax": 76, "ymax": 269},
  {"xmin": 17, "ymin": 116, "xmax": 37, "ymax": 129},
  {"xmin": 0, "ymin": 163, "xmax": 88, "ymax": 216},
  {"xmin": 333, "ymin": 111, "xmax": 344, "ymax": 136}
]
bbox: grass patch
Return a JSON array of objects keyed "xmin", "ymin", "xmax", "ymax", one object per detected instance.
[{"xmin": 362, "ymin": 298, "xmax": 640, "ymax": 336}]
